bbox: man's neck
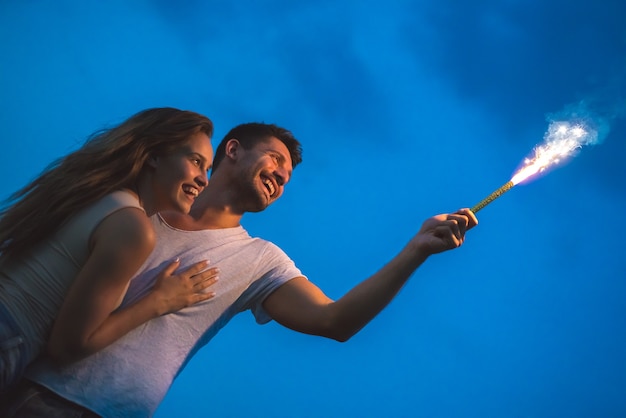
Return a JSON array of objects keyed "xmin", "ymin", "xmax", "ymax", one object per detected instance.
[
  {"xmin": 161, "ymin": 196, "xmax": 242, "ymax": 231},
  {"xmin": 187, "ymin": 189, "xmax": 243, "ymax": 229}
]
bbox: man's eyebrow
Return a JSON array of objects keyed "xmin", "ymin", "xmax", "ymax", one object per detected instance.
[
  {"xmin": 269, "ymin": 150, "xmax": 285, "ymax": 160},
  {"xmin": 265, "ymin": 146, "xmax": 287, "ymax": 158},
  {"xmin": 271, "ymin": 149, "xmax": 292, "ymax": 166},
  {"xmin": 273, "ymin": 150, "xmax": 293, "ymax": 176}
]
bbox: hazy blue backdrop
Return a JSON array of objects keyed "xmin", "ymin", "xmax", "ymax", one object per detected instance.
[{"xmin": 1, "ymin": 1, "xmax": 625, "ymax": 417}]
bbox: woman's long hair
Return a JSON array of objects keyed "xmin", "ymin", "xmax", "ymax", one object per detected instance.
[{"xmin": 0, "ymin": 107, "xmax": 213, "ymax": 260}]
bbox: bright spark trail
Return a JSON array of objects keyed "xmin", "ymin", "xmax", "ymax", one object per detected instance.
[{"xmin": 471, "ymin": 119, "xmax": 600, "ymax": 213}]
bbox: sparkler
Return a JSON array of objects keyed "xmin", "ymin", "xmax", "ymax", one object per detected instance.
[{"xmin": 471, "ymin": 119, "xmax": 599, "ymax": 213}]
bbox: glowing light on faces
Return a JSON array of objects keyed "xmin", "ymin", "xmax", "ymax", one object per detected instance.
[{"xmin": 510, "ymin": 120, "xmax": 598, "ymax": 185}]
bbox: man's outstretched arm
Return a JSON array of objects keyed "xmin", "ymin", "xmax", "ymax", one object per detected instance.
[{"xmin": 262, "ymin": 208, "xmax": 478, "ymax": 342}]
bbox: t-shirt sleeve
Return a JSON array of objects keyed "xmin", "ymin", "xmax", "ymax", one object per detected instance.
[{"xmin": 241, "ymin": 242, "xmax": 306, "ymax": 324}]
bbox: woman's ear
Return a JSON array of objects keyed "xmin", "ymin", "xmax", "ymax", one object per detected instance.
[{"xmin": 147, "ymin": 154, "xmax": 159, "ymax": 168}]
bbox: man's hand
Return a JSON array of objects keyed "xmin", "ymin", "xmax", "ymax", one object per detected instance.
[{"xmin": 412, "ymin": 208, "xmax": 478, "ymax": 256}]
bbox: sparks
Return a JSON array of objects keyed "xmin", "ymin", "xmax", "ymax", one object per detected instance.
[
  {"xmin": 510, "ymin": 120, "xmax": 598, "ymax": 185},
  {"xmin": 471, "ymin": 114, "xmax": 602, "ymax": 213}
]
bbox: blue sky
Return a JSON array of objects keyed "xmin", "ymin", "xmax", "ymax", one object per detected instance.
[{"xmin": 1, "ymin": 1, "xmax": 625, "ymax": 417}]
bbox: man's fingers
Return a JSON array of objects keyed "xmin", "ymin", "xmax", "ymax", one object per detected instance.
[
  {"xmin": 446, "ymin": 214, "xmax": 468, "ymax": 239},
  {"xmin": 434, "ymin": 224, "xmax": 463, "ymax": 247},
  {"xmin": 455, "ymin": 208, "xmax": 478, "ymax": 229}
]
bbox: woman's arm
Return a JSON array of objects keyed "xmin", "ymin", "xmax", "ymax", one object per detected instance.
[{"xmin": 47, "ymin": 208, "xmax": 218, "ymax": 364}]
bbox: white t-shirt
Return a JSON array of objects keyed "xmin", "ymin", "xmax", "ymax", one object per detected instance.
[{"xmin": 26, "ymin": 213, "xmax": 304, "ymax": 417}]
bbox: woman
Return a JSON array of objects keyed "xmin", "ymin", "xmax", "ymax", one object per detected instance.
[{"xmin": 0, "ymin": 107, "xmax": 219, "ymax": 392}]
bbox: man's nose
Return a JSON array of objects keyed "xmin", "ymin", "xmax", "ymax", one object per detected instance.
[{"xmin": 273, "ymin": 167, "xmax": 289, "ymax": 186}]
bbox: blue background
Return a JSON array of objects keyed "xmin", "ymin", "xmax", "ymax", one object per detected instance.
[{"xmin": 2, "ymin": 1, "xmax": 626, "ymax": 417}]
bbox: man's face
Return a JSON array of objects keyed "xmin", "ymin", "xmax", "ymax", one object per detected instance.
[{"xmin": 235, "ymin": 136, "xmax": 293, "ymax": 212}]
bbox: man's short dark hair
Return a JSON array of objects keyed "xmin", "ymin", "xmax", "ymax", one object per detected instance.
[{"xmin": 211, "ymin": 123, "xmax": 303, "ymax": 174}]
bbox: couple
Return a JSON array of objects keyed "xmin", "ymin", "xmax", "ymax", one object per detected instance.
[{"xmin": 1, "ymin": 107, "xmax": 477, "ymax": 417}]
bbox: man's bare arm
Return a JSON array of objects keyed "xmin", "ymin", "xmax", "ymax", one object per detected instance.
[{"xmin": 263, "ymin": 209, "xmax": 477, "ymax": 341}]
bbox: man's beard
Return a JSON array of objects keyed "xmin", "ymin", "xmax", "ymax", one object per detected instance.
[{"xmin": 235, "ymin": 169, "xmax": 270, "ymax": 213}]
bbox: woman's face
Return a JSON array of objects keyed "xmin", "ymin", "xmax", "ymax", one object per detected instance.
[{"xmin": 149, "ymin": 132, "xmax": 213, "ymax": 214}]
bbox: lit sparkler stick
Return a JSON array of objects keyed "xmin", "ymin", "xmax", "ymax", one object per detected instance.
[{"xmin": 471, "ymin": 120, "xmax": 599, "ymax": 213}]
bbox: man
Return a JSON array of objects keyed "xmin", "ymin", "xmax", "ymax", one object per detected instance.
[{"xmin": 3, "ymin": 123, "xmax": 477, "ymax": 417}]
